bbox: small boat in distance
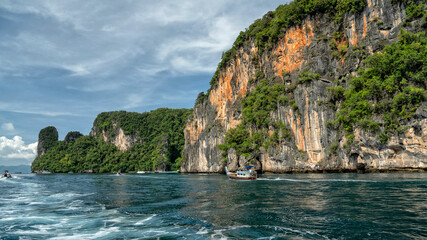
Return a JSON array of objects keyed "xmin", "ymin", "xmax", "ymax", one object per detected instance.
[
  {"xmin": 137, "ymin": 171, "xmax": 146, "ymax": 174},
  {"xmin": 2, "ymin": 170, "xmax": 12, "ymax": 178},
  {"xmin": 226, "ymin": 166, "xmax": 257, "ymax": 180},
  {"xmin": 41, "ymin": 171, "xmax": 52, "ymax": 174}
]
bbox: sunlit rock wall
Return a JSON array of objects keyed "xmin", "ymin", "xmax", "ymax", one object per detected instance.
[{"xmin": 183, "ymin": 0, "xmax": 426, "ymax": 173}]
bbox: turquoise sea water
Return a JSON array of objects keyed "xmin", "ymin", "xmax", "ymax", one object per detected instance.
[{"xmin": 0, "ymin": 172, "xmax": 426, "ymax": 239}]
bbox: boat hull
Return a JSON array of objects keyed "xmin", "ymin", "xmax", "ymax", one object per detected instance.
[
  {"xmin": 227, "ymin": 174, "xmax": 257, "ymax": 180},
  {"xmin": 226, "ymin": 172, "xmax": 257, "ymax": 180}
]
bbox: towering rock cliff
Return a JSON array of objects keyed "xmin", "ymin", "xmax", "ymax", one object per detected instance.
[{"xmin": 183, "ymin": 0, "xmax": 426, "ymax": 173}]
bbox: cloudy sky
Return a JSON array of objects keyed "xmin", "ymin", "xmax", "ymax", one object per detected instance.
[{"xmin": 0, "ymin": 0, "xmax": 284, "ymax": 165}]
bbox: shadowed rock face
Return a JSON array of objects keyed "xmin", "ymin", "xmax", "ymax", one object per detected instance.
[
  {"xmin": 183, "ymin": 0, "xmax": 426, "ymax": 173},
  {"xmin": 36, "ymin": 126, "xmax": 58, "ymax": 159}
]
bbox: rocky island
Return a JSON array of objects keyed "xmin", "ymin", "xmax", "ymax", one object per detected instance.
[
  {"xmin": 32, "ymin": 0, "xmax": 426, "ymax": 174},
  {"xmin": 182, "ymin": 0, "xmax": 426, "ymax": 173},
  {"xmin": 31, "ymin": 109, "xmax": 191, "ymax": 173}
]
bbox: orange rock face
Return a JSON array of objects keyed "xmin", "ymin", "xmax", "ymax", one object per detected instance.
[
  {"xmin": 349, "ymin": 20, "xmax": 358, "ymax": 46},
  {"xmin": 363, "ymin": 15, "xmax": 368, "ymax": 38},
  {"xmin": 185, "ymin": 119, "xmax": 202, "ymax": 145},
  {"xmin": 208, "ymin": 20, "xmax": 315, "ymax": 129},
  {"xmin": 208, "ymin": 50, "xmax": 254, "ymax": 131},
  {"xmin": 273, "ymin": 22, "xmax": 314, "ymax": 78}
]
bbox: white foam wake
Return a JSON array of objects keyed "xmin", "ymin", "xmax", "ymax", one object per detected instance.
[{"xmin": 135, "ymin": 214, "xmax": 157, "ymax": 225}]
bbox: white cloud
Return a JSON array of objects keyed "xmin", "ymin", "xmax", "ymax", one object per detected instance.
[
  {"xmin": 0, "ymin": 103, "xmax": 77, "ymax": 117},
  {"xmin": 136, "ymin": 66, "xmax": 168, "ymax": 76},
  {"xmin": 124, "ymin": 94, "xmax": 144, "ymax": 109},
  {"xmin": 1, "ymin": 108, "xmax": 75, "ymax": 117},
  {"xmin": 10, "ymin": 110, "xmax": 76, "ymax": 117},
  {"xmin": 0, "ymin": 0, "xmax": 282, "ymax": 80},
  {"xmin": 1, "ymin": 123, "xmax": 15, "ymax": 132},
  {"xmin": 0, "ymin": 136, "xmax": 37, "ymax": 161},
  {"xmin": 101, "ymin": 25, "xmax": 115, "ymax": 32},
  {"xmin": 0, "ymin": 0, "xmax": 284, "ymax": 139},
  {"xmin": 170, "ymin": 56, "xmax": 216, "ymax": 73},
  {"xmin": 63, "ymin": 64, "xmax": 90, "ymax": 76}
]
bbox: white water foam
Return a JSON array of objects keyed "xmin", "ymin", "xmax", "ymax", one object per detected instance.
[
  {"xmin": 49, "ymin": 226, "xmax": 120, "ymax": 240},
  {"xmin": 47, "ymin": 192, "xmax": 93, "ymax": 200},
  {"xmin": 12, "ymin": 229, "xmax": 50, "ymax": 235},
  {"xmin": 104, "ymin": 216, "xmax": 125, "ymax": 226},
  {"xmin": 0, "ymin": 216, "xmax": 57, "ymax": 222},
  {"xmin": 211, "ymin": 229, "xmax": 228, "ymax": 240},
  {"xmin": 210, "ymin": 225, "xmax": 251, "ymax": 239},
  {"xmin": 264, "ymin": 225, "xmax": 330, "ymax": 239},
  {"xmin": 196, "ymin": 227, "xmax": 209, "ymax": 235},
  {"xmin": 135, "ymin": 214, "xmax": 157, "ymax": 225}
]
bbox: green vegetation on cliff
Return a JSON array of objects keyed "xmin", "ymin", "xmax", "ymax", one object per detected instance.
[
  {"xmin": 31, "ymin": 108, "xmax": 192, "ymax": 173},
  {"xmin": 64, "ymin": 131, "xmax": 83, "ymax": 143},
  {"xmin": 209, "ymin": 0, "xmax": 366, "ymax": 88},
  {"xmin": 218, "ymin": 79, "xmax": 295, "ymax": 161},
  {"xmin": 334, "ymin": 30, "xmax": 426, "ymax": 143},
  {"xmin": 32, "ymin": 135, "xmax": 119, "ymax": 173},
  {"xmin": 94, "ymin": 108, "xmax": 192, "ymax": 166},
  {"xmin": 219, "ymin": 30, "xmax": 426, "ymax": 161}
]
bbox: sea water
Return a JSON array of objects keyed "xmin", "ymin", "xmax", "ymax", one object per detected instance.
[{"xmin": 0, "ymin": 172, "xmax": 426, "ymax": 239}]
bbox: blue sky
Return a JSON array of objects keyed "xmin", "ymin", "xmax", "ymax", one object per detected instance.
[{"xmin": 0, "ymin": 0, "xmax": 284, "ymax": 165}]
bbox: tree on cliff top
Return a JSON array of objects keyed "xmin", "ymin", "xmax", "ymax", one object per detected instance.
[{"xmin": 64, "ymin": 131, "xmax": 84, "ymax": 143}]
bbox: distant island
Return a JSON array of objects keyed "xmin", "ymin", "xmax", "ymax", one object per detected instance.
[
  {"xmin": 31, "ymin": 108, "xmax": 191, "ymax": 173},
  {"xmin": 32, "ymin": 0, "xmax": 426, "ymax": 173}
]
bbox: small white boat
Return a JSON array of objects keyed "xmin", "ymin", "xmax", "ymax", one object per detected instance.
[
  {"xmin": 41, "ymin": 171, "xmax": 52, "ymax": 174},
  {"xmin": 137, "ymin": 171, "xmax": 146, "ymax": 174}
]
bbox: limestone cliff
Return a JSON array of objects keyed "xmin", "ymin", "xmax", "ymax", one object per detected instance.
[
  {"xmin": 183, "ymin": 0, "xmax": 426, "ymax": 173},
  {"xmin": 36, "ymin": 126, "xmax": 58, "ymax": 159},
  {"xmin": 90, "ymin": 122, "xmax": 140, "ymax": 152}
]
